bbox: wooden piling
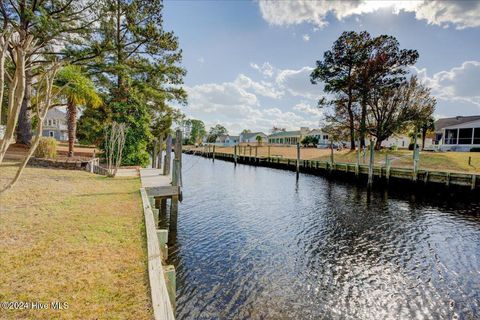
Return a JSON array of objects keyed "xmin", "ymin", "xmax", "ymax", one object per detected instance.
[
  {"xmin": 172, "ymin": 130, "xmax": 182, "ymax": 188},
  {"xmin": 164, "ymin": 265, "xmax": 176, "ymax": 313},
  {"xmin": 163, "ymin": 134, "xmax": 172, "ymax": 176},
  {"xmin": 413, "ymin": 145, "xmax": 420, "ymax": 181},
  {"xmin": 158, "ymin": 135, "xmax": 164, "ymax": 169},
  {"xmin": 355, "ymin": 140, "xmax": 360, "ymax": 177},
  {"xmin": 153, "ymin": 138, "xmax": 158, "ymax": 168},
  {"xmin": 329, "ymin": 141, "xmax": 334, "ymax": 172},
  {"xmin": 367, "ymin": 139, "xmax": 374, "ymax": 187},
  {"xmin": 234, "ymin": 145, "xmax": 238, "ymax": 166},
  {"xmin": 212, "ymin": 145, "xmax": 216, "ymax": 162},
  {"xmin": 157, "ymin": 229, "xmax": 168, "ymax": 262},
  {"xmin": 296, "ymin": 143, "xmax": 300, "ymax": 173}
]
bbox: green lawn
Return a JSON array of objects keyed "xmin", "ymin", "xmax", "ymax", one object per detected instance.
[{"xmin": 0, "ymin": 165, "xmax": 152, "ymax": 319}]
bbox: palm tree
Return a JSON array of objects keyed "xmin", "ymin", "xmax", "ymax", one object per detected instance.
[
  {"xmin": 55, "ymin": 65, "xmax": 101, "ymax": 157},
  {"xmin": 256, "ymin": 135, "xmax": 263, "ymax": 146}
]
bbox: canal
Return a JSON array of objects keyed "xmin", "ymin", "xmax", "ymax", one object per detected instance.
[{"xmin": 169, "ymin": 154, "xmax": 480, "ymax": 319}]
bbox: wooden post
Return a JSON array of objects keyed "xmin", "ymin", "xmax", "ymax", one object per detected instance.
[
  {"xmin": 468, "ymin": 156, "xmax": 472, "ymax": 166},
  {"xmin": 386, "ymin": 159, "xmax": 391, "ymax": 182},
  {"xmin": 471, "ymin": 174, "xmax": 476, "ymax": 190},
  {"xmin": 368, "ymin": 139, "xmax": 374, "ymax": 187},
  {"xmin": 329, "ymin": 140, "xmax": 334, "ymax": 171},
  {"xmin": 413, "ymin": 145, "xmax": 419, "ymax": 182},
  {"xmin": 152, "ymin": 138, "xmax": 158, "ymax": 169},
  {"xmin": 234, "ymin": 145, "xmax": 237, "ymax": 166},
  {"xmin": 164, "ymin": 134, "xmax": 172, "ymax": 175},
  {"xmin": 158, "ymin": 135, "xmax": 164, "ymax": 169},
  {"xmin": 157, "ymin": 229, "xmax": 168, "ymax": 262},
  {"xmin": 164, "ymin": 265, "xmax": 176, "ymax": 313},
  {"xmin": 255, "ymin": 146, "xmax": 258, "ymax": 158},
  {"xmin": 170, "ymin": 195, "xmax": 178, "ymax": 229},
  {"xmin": 355, "ymin": 140, "xmax": 360, "ymax": 177},
  {"xmin": 212, "ymin": 145, "xmax": 215, "ymax": 162},
  {"xmin": 172, "ymin": 130, "xmax": 182, "ymax": 187},
  {"xmin": 249, "ymin": 146, "xmax": 252, "ymax": 156},
  {"xmin": 268, "ymin": 145, "xmax": 271, "ymax": 158},
  {"xmin": 296, "ymin": 143, "xmax": 300, "ymax": 173}
]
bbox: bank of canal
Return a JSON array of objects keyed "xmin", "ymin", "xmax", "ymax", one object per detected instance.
[{"xmin": 170, "ymin": 154, "xmax": 479, "ymax": 319}]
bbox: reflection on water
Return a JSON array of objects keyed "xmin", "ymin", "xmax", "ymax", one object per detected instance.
[{"xmin": 169, "ymin": 155, "xmax": 480, "ymax": 319}]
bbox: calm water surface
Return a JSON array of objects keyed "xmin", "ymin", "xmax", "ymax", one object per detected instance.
[{"xmin": 168, "ymin": 155, "xmax": 480, "ymax": 320}]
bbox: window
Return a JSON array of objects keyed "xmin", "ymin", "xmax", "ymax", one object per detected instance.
[
  {"xmin": 47, "ymin": 119, "xmax": 52, "ymax": 126},
  {"xmin": 458, "ymin": 128, "xmax": 473, "ymax": 144},
  {"xmin": 49, "ymin": 131, "xmax": 54, "ymax": 137},
  {"xmin": 323, "ymin": 135, "xmax": 328, "ymax": 140},
  {"xmin": 444, "ymin": 129, "xmax": 458, "ymax": 144},
  {"xmin": 474, "ymin": 128, "xmax": 480, "ymax": 145}
]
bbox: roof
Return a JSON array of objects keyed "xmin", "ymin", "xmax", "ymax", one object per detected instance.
[
  {"xmin": 227, "ymin": 135, "xmax": 239, "ymax": 140},
  {"xmin": 45, "ymin": 107, "xmax": 66, "ymax": 119},
  {"xmin": 269, "ymin": 130, "xmax": 301, "ymax": 138},
  {"xmin": 435, "ymin": 115, "xmax": 480, "ymax": 131},
  {"xmin": 241, "ymin": 132, "xmax": 267, "ymax": 139}
]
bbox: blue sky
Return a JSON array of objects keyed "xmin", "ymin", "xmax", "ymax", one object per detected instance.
[{"xmin": 164, "ymin": 0, "xmax": 480, "ymax": 134}]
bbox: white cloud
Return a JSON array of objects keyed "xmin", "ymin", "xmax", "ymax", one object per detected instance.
[
  {"xmin": 302, "ymin": 34, "xmax": 310, "ymax": 42},
  {"xmin": 413, "ymin": 61, "xmax": 480, "ymax": 107},
  {"xmin": 293, "ymin": 102, "xmax": 323, "ymax": 116},
  {"xmin": 250, "ymin": 62, "xmax": 275, "ymax": 78},
  {"xmin": 275, "ymin": 66, "xmax": 321, "ymax": 99},
  {"xmin": 258, "ymin": 0, "xmax": 480, "ymax": 30},
  {"xmin": 234, "ymin": 74, "xmax": 283, "ymax": 99}
]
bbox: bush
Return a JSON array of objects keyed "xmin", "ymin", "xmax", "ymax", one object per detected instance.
[
  {"xmin": 408, "ymin": 143, "xmax": 414, "ymax": 150},
  {"xmin": 470, "ymin": 147, "xmax": 480, "ymax": 152},
  {"xmin": 389, "ymin": 145, "xmax": 398, "ymax": 151},
  {"xmin": 34, "ymin": 137, "xmax": 57, "ymax": 159}
]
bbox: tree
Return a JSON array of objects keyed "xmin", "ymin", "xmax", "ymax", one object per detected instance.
[
  {"xmin": 311, "ymin": 31, "xmax": 371, "ymax": 150},
  {"xmin": 366, "ymin": 76, "xmax": 436, "ymax": 149},
  {"xmin": 0, "ymin": 0, "xmax": 99, "ymax": 145},
  {"xmin": 355, "ymin": 35, "xmax": 419, "ymax": 147},
  {"xmin": 55, "ymin": 65, "xmax": 101, "ymax": 157},
  {"xmin": 256, "ymin": 135, "xmax": 263, "ymax": 145},
  {"xmin": 271, "ymin": 126, "xmax": 285, "ymax": 133},
  {"xmin": 418, "ymin": 116, "xmax": 435, "ymax": 150},
  {"xmin": 301, "ymin": 135, "xmax": 319, "ymax": 147},
  {"xmin": 74, "ymin": 0, "xmax": 186, "ymax": 164},
  {"xmin": 241, "ymin": 129, "xmax": 251, "ymax": 135},
  {"xmin": 207, "ymin": 124, "xmax": 227, "ymax": 143},
  {"xmin": 188, "ymin": 119, "xmax": 206, "ymax": 145}
]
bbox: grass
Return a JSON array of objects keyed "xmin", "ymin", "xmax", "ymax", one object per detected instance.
[
  {"xmin": 187, "ymin": 145, "xmax": 480, "ymax": 174},
  {"xmin": 0, "ymin": 165, "xmax": 152, "ymax": 319}
]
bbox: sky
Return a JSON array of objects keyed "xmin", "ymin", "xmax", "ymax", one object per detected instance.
[{"xmin": 163, "ymin": 0, "xmax": 480, "ymax": 135}]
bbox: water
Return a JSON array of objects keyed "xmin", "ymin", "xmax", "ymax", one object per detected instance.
[{"xmin": 169, "ymin": 155, "xmax": 480, "ymax": 319}]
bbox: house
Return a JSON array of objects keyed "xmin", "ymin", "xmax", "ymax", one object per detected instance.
[
  {"xmin": 381, "ymin": 134, "xmax": 411, "ymax": 149},
  {"xmin": 434, "ymin": 115, "xmax": 480, "ymax": 151},
  {"xmin": 239, "ymin": 132, "xmax": 268, "ymax": 145},
  {"xmin": 42, "ymin": 108, "xmax": 68, "ymax": 141},
  {"xmin": 306, "ymin": 129, "xmax": 330, "ymax": 146},
  {"xmin": 215, "ymin": 134, "xmax": 239, "ymax": 146}
]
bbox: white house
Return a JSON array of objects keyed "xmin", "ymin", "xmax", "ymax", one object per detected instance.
[
  {"xmin": 381, "ymin": 134, "xmax": 410, "ymax": 149},
  {"xmin": 435, "ymin": 115, "xmax": 480, "ymax": 151},
  {"xmin": 268, "ymin": 127, "xmax": 310, "ymax": 145},
  {"xmin": 42, "ymin": 108, "xmax": 68, "ymax": 141},
  {"xmin": 307, "ymin": 129, "xmax": 330, "ymax": 146},
  {"xmin": 214, "ymin": 134, "xmax": 239, "ymax": 147},
  {"xmin": 239, "ymin": 132, "xmax": 268, "ymax": 145}
]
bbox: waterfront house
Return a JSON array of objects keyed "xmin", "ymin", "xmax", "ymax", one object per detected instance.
[
  {"xmin": 239, "ymin": 132, "xmax": 268, "ymax": 145},
  {"xmin": 215, "ymin": 134, "xmax": 239, "ymax": 147},
  {"xmin": 434, "ymin": 115, "xmax": 480, "ymax": 151},
  {"xmin": 268, "ymin": 127, "xmax": 310, "ymax": 145},
  {"xmin": 42, "ymin": 107, "xmax": 68, "ymax": 141}
]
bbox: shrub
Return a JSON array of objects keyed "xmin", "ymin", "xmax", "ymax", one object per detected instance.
[
  {"xmin": 34, "ymin": 137, "xmax": 57, "ymax": 159},
  {"xmin": 470, "ymin": 147, "xmax": 480, "ymax": 152},
  {"xmin": 389, "ymin": 145, "xmax": 398, "ymax": 151}
]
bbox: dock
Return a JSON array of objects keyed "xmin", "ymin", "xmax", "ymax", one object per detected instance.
[
  {"xmin": 184, "ymin": 149, "xmax": 479, "ymax": 192},
  {"xmin": 139, "ymin": 130, "xmax": 183, "ymax": 320}
]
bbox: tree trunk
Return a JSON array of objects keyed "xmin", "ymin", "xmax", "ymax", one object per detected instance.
[
  {"xmin": 67, "ymin": 100, "xmax": 77, "ymax": 157},
  {"xmin": 375, "ymin": 139, "xmax": 382, "ymax": 150},
  {"xmin": 348, "ymin": 108, "xmax": 355, "ymax": 150},
  {"xmin": 15, "ymin": 69, "xmax": 33, "ymax": 145},
  {"xmin": 421, "ymin": 128, "xmax": 427, "ymax": 151}
]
